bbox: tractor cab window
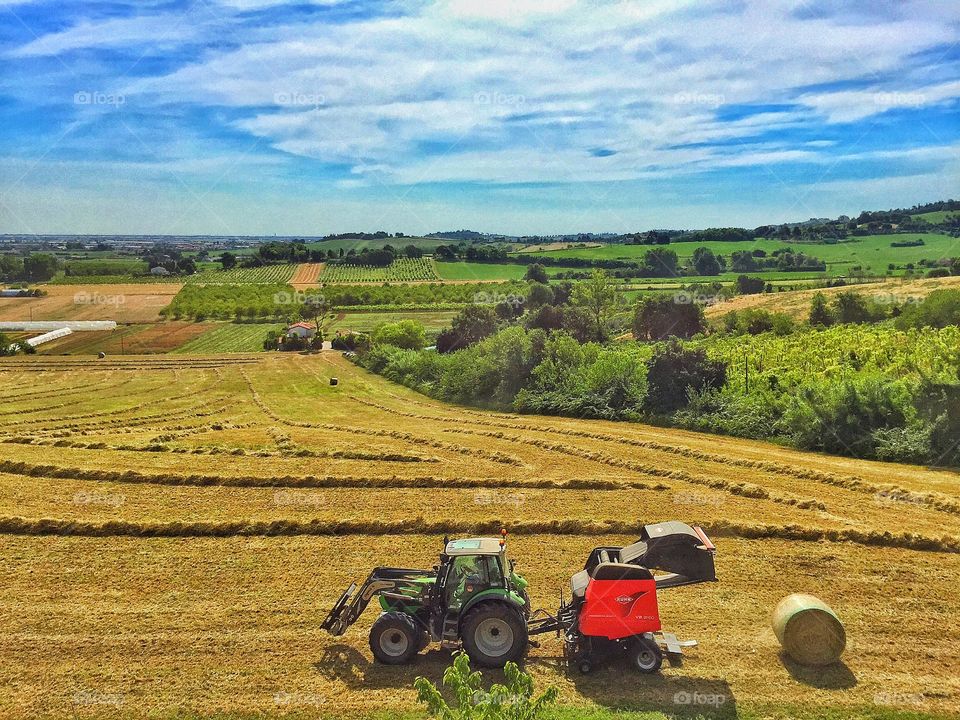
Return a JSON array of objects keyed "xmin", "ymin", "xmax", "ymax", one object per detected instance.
[
  {"xmin": 445, "ymin": 555, "xmax": 486, "ymax": 608},
  {"xmin": 483, "ymin": 555, "xmax": 504, "ymax": 586}
]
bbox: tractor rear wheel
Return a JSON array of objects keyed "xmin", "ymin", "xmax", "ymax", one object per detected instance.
[
  {"xmin": 461, "ymin": 603, "xmax": 528, "ymax": 668},
  {"xmin": 369, "ymin": 612, "xmax": 419, "ymax": 665},
  {"xmin": 628, "ymin": 635, "xmax": 663, "ymax": 673}
]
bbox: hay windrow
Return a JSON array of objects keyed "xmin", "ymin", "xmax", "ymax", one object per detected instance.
[{"xmin": 0, "ymin": 515, "xmax": 955, "ymax": 553}]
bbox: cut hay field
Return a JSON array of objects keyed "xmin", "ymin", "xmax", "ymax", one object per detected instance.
[
  {"xmin": 291, "ymin": 262, "xmax": 324, "ymax": 286},
  {"xmin": 706, "ymin": 274, "xmax": 960, "ymax": 320},
  {"xmin": 0, "ymin": 284, "xmax": 182, "ymax": 323},
  {"xmin": 0, "ymin": 354, "xmax": 957, "ymax": 719}
]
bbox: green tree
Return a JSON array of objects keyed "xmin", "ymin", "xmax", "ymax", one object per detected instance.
[
  {"xmin": 437, "ymin": 304, "xmax": 498, "ymax": 353},
  {"xmin": 23, "ymin": 253, "xmax": 59, "ymax": 281},
  {"xmin": 644, "ymin": 340, "xmax": 727, "ymax": 414},
  {"xmin": 0, "ymin": 255, "xmax": 24, "ymax": 281},
  {"xmin": 640, "ymin": 247, "xmax": 679, "ymax": 277},
  {"xmin": 692, "ymin": 246, "xmax": 722, "ymax": 276},
  {"xmin": 415, "ymin": 652, "xmax": 557, "ymax": 720},
  {"xmin": 809, "ymin": 292, "xmax": 833, "ymax": 327},
  {"xmin": 303, "ymin": 294, "xmax": 330, "ymax": 334},
  {"xmin": 525, "ymin": 282, "xmax": 554, "ymax": 309},
  {"xmin": 896, "ymin": 289, "xmax": 960, "ymax": 329},
  {"xmin": 220, "ymin": 252, "xmax": 237, "ymax": 270},
  {"xmin": 571, "ymin": 270, "xmax": 620, "ymax": 341},
  {"xmin": 524, "ymin": 263, "xmax": 549, "ymax": 284},
  {"xmin": 633, "ymin": 295, "xmax": 706, "ymax": 340},
  {"xmin": 372, "ymin": 319, "xmax": 426, "ymax": 350}
]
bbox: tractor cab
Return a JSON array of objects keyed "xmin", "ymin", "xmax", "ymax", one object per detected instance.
[{"xmin": 439, "ymin": 537, "xmax": 526, "ymax": 610}]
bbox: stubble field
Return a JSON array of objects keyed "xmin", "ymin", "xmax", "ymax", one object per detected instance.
[{"xmin": 0, "ymin": 353, "xmax": 957, "ymax": 719}]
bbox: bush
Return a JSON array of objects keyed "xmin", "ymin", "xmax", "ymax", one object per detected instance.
[
  {"xmin": 781, "ymin": 375, "xmax": 913, "ymax": 458},
  {"xmin": 736, "ymin": 275, "xmax": 765, "ymax": 294},
  {"xmin": 415, "ymin": 652, "xmax": 557, "ymax": 720},
  {"xmin": 371, "ymin": 320, "xmax": 427, "ymax": 350},
  {"xmin": 331, "ymin": 331, "xmax": 369, "ymax": 351},
  {"xmin": 437, "ymin": 305, "xmax": 498, "ymax": 353},
  {"xmin": 895, "ymin": 289, "xmax": 960, "ymax": 329},
  {"xmin": 644, "ymin": 340, "xmax": 727, "ymax": 414},
  {"xmin": 633, "ymin": 295, "xmax": 707, "ymax": 340},
  {"xmin": 723, "ymin": 309, "xmax": 795, "ymax": 336}
]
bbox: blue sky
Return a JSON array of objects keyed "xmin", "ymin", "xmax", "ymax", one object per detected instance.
[{"xmin": 0, "ymin": 0, "xmax": 957, "ymax": 235}]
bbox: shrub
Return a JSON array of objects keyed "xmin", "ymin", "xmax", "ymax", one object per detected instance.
[
  {"xmin": 414, "ymin": 652, "xmax": 557, "ymax": 720},
  {"xmin": 895, "ymin": 289, "xmax": 960, "ymax": 329},
  {"xmin": 633, "ymin": 295, "xmax": 707, "ymax": 340},
  {"xmin": 437, "ymin": 305, "xmax": 498, "ymax": 353},
  {"xmin": 781, "ymin": 375, "xmax": 913, "ymax": 458},
  {"xmin": 371, "ymin": 319, "xmax": 427, "ymax": 350},
  {"xmin": 644, "ymin": 340, "xmax": 727, "ymax": 414}
]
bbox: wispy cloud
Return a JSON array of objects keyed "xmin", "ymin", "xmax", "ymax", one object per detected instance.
[{"xmin": 0, "ymin": 0, "xmax": 957, "ymax": 233}]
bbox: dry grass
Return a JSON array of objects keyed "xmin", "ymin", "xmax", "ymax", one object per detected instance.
[
  {"xmin": 291, "ymin": 262, "xmax": 325, "ymax": 286},
  {"xmin": 0, "ymin": 284, "xmax": 183, "ymax": 323},
  {"xmin": 0, "ymin": 353, "xmax": 958, "ymax": 718},
  {"xmin": 706, "ymin": 275, "xmax": 960, "ymax": 320}
]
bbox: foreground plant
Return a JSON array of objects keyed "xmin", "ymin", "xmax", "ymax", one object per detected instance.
[{"xmin": 414, "ymin": 652, "xmax": 558, "ymax": 720}]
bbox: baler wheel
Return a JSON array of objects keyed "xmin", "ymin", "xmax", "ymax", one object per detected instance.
[{"xmin": 629, "ymin": 635, "xmax": 663, "ymax": 673}]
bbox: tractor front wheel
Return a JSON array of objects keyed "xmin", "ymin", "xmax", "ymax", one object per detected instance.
[
  {"xmin": 461, "ymin": 603, "xmax": 528, "ymax": 668},
  {"xmin": 369, "ymin": 612, "xmax": 419, "ymax": 665},
  {"xmin": 628, "ymin": 635, "xmax": 663, "ymax": 673}
]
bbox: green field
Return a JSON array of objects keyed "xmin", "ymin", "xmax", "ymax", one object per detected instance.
[
  {"xmin": 522, "ymin": 233, "xmax": 959, "ymax": 277},
  {"xmin": 913, "ymin": 210, "xmax": 959, "ymax": 224},
  {"xmin": 186, "ymin": 264, "xmax": 297, "ymax": 285},
  {"xmin": 319, "ymin": 257, "xmax": 439, "ymax": 283},
  {"xmin": 434, "ymin": 261, "xmax": 584, "ymax": 281},
  {"xmin": 328, "ymin": 310, "xmax": 458, "ymax": 335},
  {"xmin": 171, "ymin": 322, "xmax": 282, "ymax": 353}
]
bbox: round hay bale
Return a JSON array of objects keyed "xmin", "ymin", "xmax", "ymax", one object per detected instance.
[
  {"xmin": 329, "ymin": 377, "xmax": 339, "ymax": 386},
  {"xmin": 98, "ymin": 352, "xmax": 106, "ymax": 359},
  {"xmin": 772, "ymin": 593, "xmax": 845, "ymax": 666}
]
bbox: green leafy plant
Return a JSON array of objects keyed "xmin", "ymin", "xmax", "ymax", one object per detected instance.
[{"xmin": 414, "ymin": 652, "xmax": 558, "ymax": 720}]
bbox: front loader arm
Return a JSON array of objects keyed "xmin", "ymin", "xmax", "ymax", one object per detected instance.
[{"xmin": 321, "ymin": 567, "xmax": 433, "ymax": 636}]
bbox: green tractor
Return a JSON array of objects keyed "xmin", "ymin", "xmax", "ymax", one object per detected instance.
[{"xmin": 321, "ymin": 532, "xmax": 531, "ymax": 667}]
